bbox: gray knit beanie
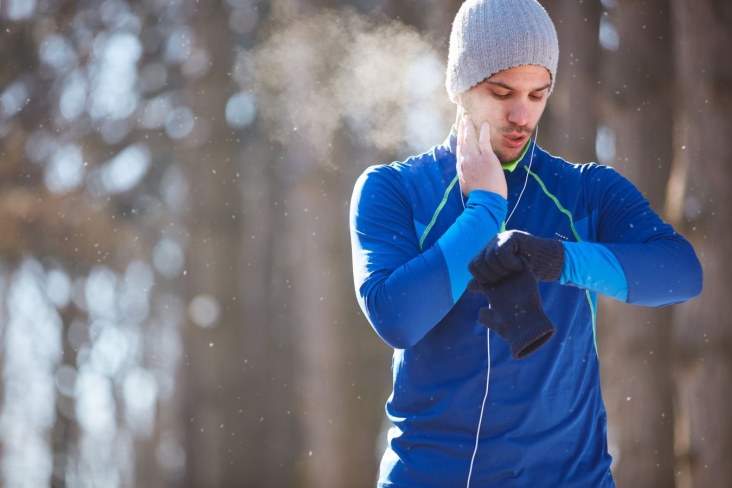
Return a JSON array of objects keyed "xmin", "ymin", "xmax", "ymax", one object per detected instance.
[{"xmin": 446, "ymin": 0, "xmax": 559, "ymax": 102}]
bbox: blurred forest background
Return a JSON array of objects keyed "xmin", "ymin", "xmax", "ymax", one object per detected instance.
[{"xmin": 0, "ymin": 0, "xmax": 729, "ymax": 487}]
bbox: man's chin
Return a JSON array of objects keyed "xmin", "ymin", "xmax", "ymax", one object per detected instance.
[{"xmin": 496, "ymin": 147, "xmax": 524, "ymax": 165}]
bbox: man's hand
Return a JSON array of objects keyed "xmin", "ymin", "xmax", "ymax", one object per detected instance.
[
  {"xmin": 467, "ymin": 256, "xmax": 556, "ymax": 359},
  {"xmin": 469, "ymin": 230, "xmax": 566, "ymax": 282},
  {"xmin": 456, "ymin": 108, "xmax": 507, "ymax": 198}
]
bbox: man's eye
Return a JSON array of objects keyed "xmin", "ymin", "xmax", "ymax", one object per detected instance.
[
  {"xmin": 492, "ymin": 91, "xmax": 510, "ymax": 100},
  {"xmin": 530, "ymin": 94, "xmax": 545, "ymax": 101}
]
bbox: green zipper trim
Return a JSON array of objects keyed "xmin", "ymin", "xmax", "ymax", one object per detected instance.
[
  {"xmin": 419, "ymin": 174, "xmax": 460, "ymax": 251},
  {"xmin": 525, "ymin": 167, "xmax": 582, "ymax": 241},
  {"xmin": 525, "ymin": 166, "xmax": 598, "ymax": 355}
]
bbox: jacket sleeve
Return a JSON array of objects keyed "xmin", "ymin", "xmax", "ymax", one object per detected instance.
[
  {"xmin": 349, "ymin": 165, "xmax": 507, "ymax": 349},
  {"xmin": 560, "ymin": 165, "xmax": 702, "ymax": 306}
]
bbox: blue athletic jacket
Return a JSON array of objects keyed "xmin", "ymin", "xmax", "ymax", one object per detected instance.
[{"xmin": 349, "ymin": 133, "xmax": 702, "ymax": 487}]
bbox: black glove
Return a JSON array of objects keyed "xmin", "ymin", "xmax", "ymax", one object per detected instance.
[
  {"xmin": 468, "ymin": 230, "xmax": 565, "ymax": 283},
  {"xmin": 468, "ymin": 257, "xmax": 556, "ymax": 359}
]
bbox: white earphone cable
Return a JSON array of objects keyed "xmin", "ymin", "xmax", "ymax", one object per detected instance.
[
  {"xmin": 505, "ymin": 124, "xmax": 538, "ymax": 226},
  {"xmin": 465, "ymin": 125, "xmax": 539, "ymax": 488},
  {"xmin": 466, "ymin": 328, "xmax": 490, "ymax": 488}
]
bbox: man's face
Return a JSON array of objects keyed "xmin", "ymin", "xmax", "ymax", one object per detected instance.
[{"xmin": 458, "ymin": 65, "xmax": 552, "ymax": 163}]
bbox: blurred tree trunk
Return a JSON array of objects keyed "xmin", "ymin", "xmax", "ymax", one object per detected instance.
[
  {"xmin": 668, "ymin": 1, "xmax": 732, "ymax": 487},
  {"xmin": 597, "ymin": 1, "xmax": 676, "ymax": 486},
  {"xmin": 51, "ymin": 308, "xmax": 80, "ymax": 488},
  {"xmin": 286, "ymin": 152, "xmax": 348, "ymax": 488},
  {"xmin": 179, "ymin": 3, "xmax": 294, "ymax": 487},
  {"xmin": 542, "ymin": 0, "xmax": 602, "ymax": 163},
  {"xmin": 267, "ymin": 6, "xmax": 349, "ymax": 488}
]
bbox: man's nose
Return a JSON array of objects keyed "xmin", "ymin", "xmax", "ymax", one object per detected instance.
[{"xmin": 507, "ymin": 101, "xmax": 529, "ymax": 127}]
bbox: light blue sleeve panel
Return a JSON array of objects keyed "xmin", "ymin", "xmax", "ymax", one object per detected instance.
[
  {"xmin": 438, "ymin": 190, "xmax": 507, "ymax": 302},
  {"xmin": 559, "ymin": 241, "xmax": 628, "ymax": 301}
]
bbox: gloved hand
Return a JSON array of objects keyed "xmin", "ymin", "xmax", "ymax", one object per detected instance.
[
  {"xmin": 468, "ymin": 256, "xmax": 556, "ymax": 359},
  {"xmin": 468, "ymin": 230, "xmax": 565, "ymax": 283}
]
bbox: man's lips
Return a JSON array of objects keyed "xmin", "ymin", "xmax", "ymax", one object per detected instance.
[{"xmin": 502, "ymin": 133, "xmax": 529, "ymax": 149}]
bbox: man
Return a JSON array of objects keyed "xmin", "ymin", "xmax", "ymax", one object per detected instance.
[{"xmin": 349, "ymin": 0, "xmax": 703, "ymax": 486}]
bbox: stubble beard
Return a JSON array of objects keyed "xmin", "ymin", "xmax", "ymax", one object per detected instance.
[{"xmin": 493, "ymin": 124, "xmax": 535, "ymax": 164}]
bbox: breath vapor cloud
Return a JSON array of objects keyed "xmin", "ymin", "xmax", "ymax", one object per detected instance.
[{"xmin": 250, "ymin": 8, "xmax": 454, "ymax": 164}]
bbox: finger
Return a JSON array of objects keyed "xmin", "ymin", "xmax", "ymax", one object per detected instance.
[
  {"xmin": 482, "ymin": 253, "xmax": 517, "ymax": 282},
  {"xmin": 463, "ymin": 114, "xmax": 480, "ymax": 154},
  {"xmin": 470, "ymin": 250, "xmax": 514, "ymax": 284},
  {"xmin": 468, "ymin": 258, "xmax": 487, "ymax": 283},
  {"xmin": 478, "ymin": 307, "xmax": 496, "ymax": 327},
  {"xmin": 468, "ymin": 261, "xmax": 500, "ymax": 286},
  {"xmin": 467, "ymin": 278, "xmax": 481, "ymax": 293},
  {"xmin": 469, "ymin": 242, "xmax": 495, "ymax": 278},
  {"xmin": 457, "ymin": 111, "xmax": 469, "ymax": 160},
  {"xmin": 478, "ymin": 121, "xmax": 492, "ymax": 154},
  {"xmin": 491, "ymin": 246, "xmax": 526, "ymax": 274},
  {"xmin": 468, "ymin": 250, "xmax": 523, "ymax": 286},
  {"xmin": 456, "ymin": 115, "xmax": 467, "ymax": 185},
  {"xmin": 468, "ymin": 242, "xmax": 497, "ymax": 283},
  {"xmin": 457, "ymin": 107, "xmax": 463, "ymax": 138}
]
